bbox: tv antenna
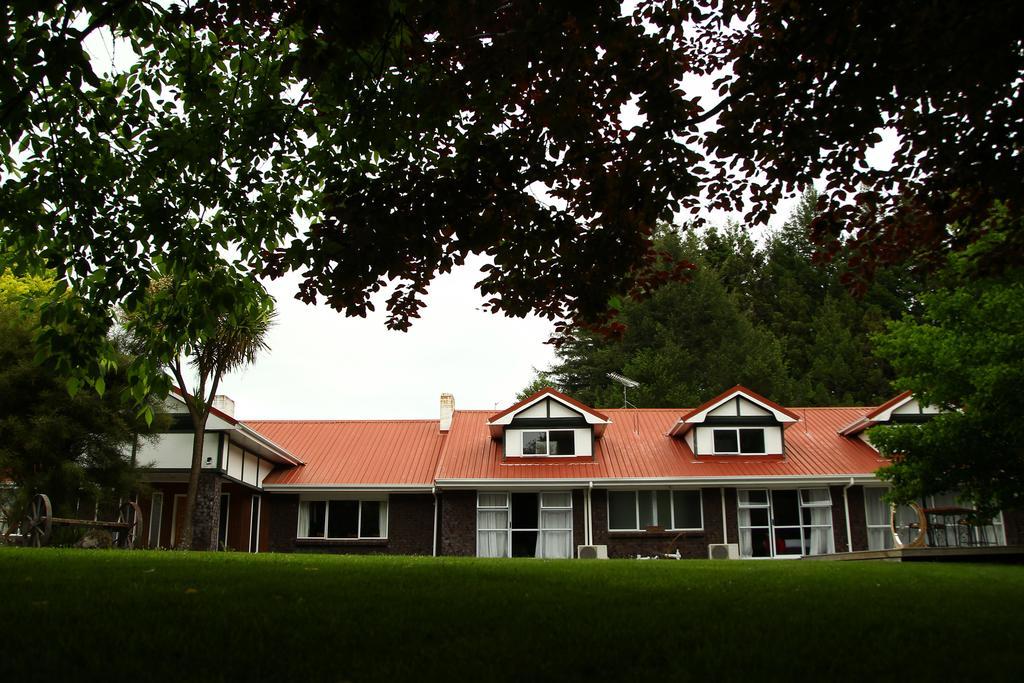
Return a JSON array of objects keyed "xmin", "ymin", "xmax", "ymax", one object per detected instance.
[{"xmin": 607, "ymin": 372, "xmax": 640, "ymax": 409}]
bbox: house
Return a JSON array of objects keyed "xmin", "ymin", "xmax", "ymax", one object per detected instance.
[{"xmin": 134, "ymin": 386, "xmax": 1024, "ymax": 558}]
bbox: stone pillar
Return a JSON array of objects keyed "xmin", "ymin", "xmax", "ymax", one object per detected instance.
[{"xmin": 191, "ymin": 472, "xmax": 223, "ymax": 551}]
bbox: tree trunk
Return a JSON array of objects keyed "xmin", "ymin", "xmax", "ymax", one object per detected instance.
[{"xmin": 180, "ymin": 417, "xmax": 206, "ymax": 549}]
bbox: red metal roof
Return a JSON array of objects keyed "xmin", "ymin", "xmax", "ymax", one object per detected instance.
[
  {"xmin": 240, "ymin": 403, "xmax": 888, "ymax": 487},
  {"xmin": 487, "ymin": 387, "xmax": 610, "ymax": 423},
  {"xmin": 435, "ymin": 406, "xmax": 886, "ymax": 482},
  {"xmin": 250, "ymin": 420, "xmax": 446, "ymax": 487}
]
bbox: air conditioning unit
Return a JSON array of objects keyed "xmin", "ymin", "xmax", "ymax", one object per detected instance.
[
  {"xmin": 708, "ymin": 543, "xmax": 739, "ymax": 560},
  {"xmin": 577, "ymin": 544, "xmax": 609, "ymax": 559}
]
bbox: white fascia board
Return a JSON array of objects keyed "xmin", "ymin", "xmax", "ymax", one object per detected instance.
[
  {"xmin": 871, "ymin": 395, "xmax": 917, "ymax": 423},
  {"xmin": 435, "ymin": 474, "xmax": 882, "ymax": 489},
  {"xmin": 261, "ymin": 483, "xmax": 433, "ymax": 493},
  {"xmin": 488, "ymin": 393, "xmax": 608, "ymax": 427},
  {"xmin": 686, "ymin": 392, "xmax": 797, "ymax": 426}
]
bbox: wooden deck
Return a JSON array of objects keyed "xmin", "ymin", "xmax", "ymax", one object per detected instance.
[{"xmin": 804, "ymin": 545, "xmax": 1024, "ymax": 563}]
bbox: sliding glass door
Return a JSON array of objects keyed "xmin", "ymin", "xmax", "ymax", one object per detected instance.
[{"xmin": 738, "ymin": 489, "xmax": 835, "ymax": 558}]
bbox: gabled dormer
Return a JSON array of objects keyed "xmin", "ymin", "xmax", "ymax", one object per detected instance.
[
  {"xmin": 487, "ymin": 388, "xmax": 611, "ymax": 458},
  {"xmin": 668, "ymin": 385, "xmax": 799, "ymax": 457},
  {"xmin": 838, "ymin": 391, "xmax": 940, "ymax": 439}
]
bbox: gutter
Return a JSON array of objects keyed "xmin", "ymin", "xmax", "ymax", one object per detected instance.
[
  {"xmin": 843, "ymin": 477, "xmax": 855, "ymax": 553},
  {"xmin": 586, "ymin": 481, "xmax": 594, "ymax": 547},
  {"xmin": 434, "ymin": 474, "xmax": 880, "ymax": 488},
  {"xmin": 431, "ymin": 485, "xmax": 438, "ymax": 557},
  {"xmin": 720, "ymin": 486, "xmax": 728, "ymax": 544}
]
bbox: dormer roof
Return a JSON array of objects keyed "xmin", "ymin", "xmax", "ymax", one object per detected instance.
[
  {"xmin": 486, "ymin": 387, "xmax": 611, "ymax": 438},
  {"xmin": 668, "ymin": 385, "xmax": 799, "ymax": 437},
  {"xmin": 838, "ymin": 390, "xmax": 922, "ymax": 437}
]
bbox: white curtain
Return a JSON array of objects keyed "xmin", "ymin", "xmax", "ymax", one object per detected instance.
[
  {"xmin": 538, "ymin": 531, "xmax": 572, "ymax": 558},
  {"xmin": 537, "ymin": 510, "xmax": 572, "ymax": 558},
  {"xmin": 477, "ymin": 510, "xmax": 509, "ymax": 557},
  {"xmin": 737, "ymin": 508, "xmax": 754, "ymax": 557},
  {"xmin": 297, "ymin": 501, "xmax": 310, "ymax": 537},
  {"xmin": 477, "ymin": 531, "xmax": 508, "ymax": 557},
  {"xmin": 806, "ymin": 506, "xmax": 834, "ymax": 555}
]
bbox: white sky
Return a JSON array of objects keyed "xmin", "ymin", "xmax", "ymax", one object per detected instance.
[{"xmin": 73, "ymin": 17, "xmax": 898, "ymax": 420}]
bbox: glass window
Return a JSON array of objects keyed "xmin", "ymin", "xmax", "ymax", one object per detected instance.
[
  {"xmin": 864, "ymin": 487, "xmax": 894, "ymax": 550},
  {"xmin": 713, "ymin": 428, "xmax": 767, "ymax": 454},
  {"xmin": 519, "ymin": 430, "xmax": 576, "ymax": 456},
  {"xmin": 638, "ymin": 491, "xmax": 655, "ymax": 528},
  {"xmin": 548, "ymin": 430, "xmax": 576, "ymax": 455},
  {"xmin": 672, "ymin": 491, "xmax": 703, "ymax": 529},
  {"xmin": 522, "ymin": 431, "xmax": 547, "ymax": 455},
  {"xmin": 360, "ymin": 501, "xmax": 382, "ymax": 538},
  {"xmin": 298, "ymin": 500, "xmax": 387, "ymax": 539},
  {"xmin": 328, "ymin": 500, "xmax": 359, "ymax": 538},
  {"xmin": 306, "ymin": 501, "xmax": 326, "ymax": 538},
  {"xmin": 739, "ymin": 429, "xmax": 766, "ymax": 453},
  {"xmin": 609, "ymin": 490, "xmax": 704, "ymax": 531},
  {"xmin": 478, "ymin": 492, "xmax": 508, "ymax": 508},
  {"xmin": 541, "ymin": 491, "xmax": 572, "ymax": 508},
  {"xmin": 713, "ymin": 429, "xmax": 739, "ymax": 453},
  {"xmin": 608, "ymin": 491, "xmax": 638, "ymax": 530}
]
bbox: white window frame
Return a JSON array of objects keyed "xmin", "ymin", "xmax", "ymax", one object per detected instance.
[
  {"xmin": 475, "ymin": 491, "xmax": 573, "ymax": 558},
  {"xmin": 607, "ymin": 489, "xmax": 704, "ymax": 532},
  {"xmin": 711, "ymin": 427, "xmax": 768, "ymax": 455},
  {"xmin": 296, "ymin": 499, "xmax": 389, "ymax": 540},
  {"xmin": 518, "ymin": 429, "xmax": 577, "ymax": 457}
]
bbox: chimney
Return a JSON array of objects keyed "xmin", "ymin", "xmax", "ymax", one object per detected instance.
[
  {"xmin": 212, "ymin": 395, "xmax": 235, "ymax": 417},
  {"xmin": 440, "ymin": 393, "xmax": 455, "ymax": 432}
]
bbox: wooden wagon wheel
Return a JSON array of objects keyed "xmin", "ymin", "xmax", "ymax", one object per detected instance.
[
  {"xmin": 890, "ymin": 501, "xmax": 927, "ymax": 549},
  {"xmin": 23, "ymin": 494, "xmax": 52, "ymax": 548},
  {"xmin": 116, "ymin": 501, "xmax": 144, "ymax": 549}
]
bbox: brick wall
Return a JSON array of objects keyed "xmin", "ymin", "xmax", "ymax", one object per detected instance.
[
  {"xmin": 440, "ymin": 490, "xmax": 476, "ymax": 556},
  {"xmin": 846, "ymin": 485, "xmax": 869, "ymax": 552},
  {"xmin": 267, "ymin": 493, "xmax": 299, "ymax": 552},
  {"xmin": 266, "ymin": 493, "xmax": 435, "ymax": 555}
]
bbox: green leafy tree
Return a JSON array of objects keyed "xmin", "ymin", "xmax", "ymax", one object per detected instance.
[
  {"xmin": 123, "ymin": 268, "xmax": 275, "ymax": 550},
  {"xmin": 0, "ymin": 271, "xmax": 161, "ymax": 541},
  {"xmin": 532, "ymin": 228, "xmax": 791, "ymax": 408},
  {"xmin": 749, "ymin": 189, "xmax": 920, "ymax": 405},
  {"xmin": 4, "ymin": 2, "xmax": 1021, "ymax": 390},
  {"xmin": 871, "ymin": 215, "xmax": 1024, "ymax": 517}
]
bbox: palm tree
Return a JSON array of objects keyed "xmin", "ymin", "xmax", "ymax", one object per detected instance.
[{"xmin": 124, "ymin": 268, "xmax": 276, "ymax": 550}]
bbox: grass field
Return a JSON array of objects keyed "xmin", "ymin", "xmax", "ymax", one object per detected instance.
[{"xmin": 1, "ymin": 548, "xmax": 1022, "ymax": 681}]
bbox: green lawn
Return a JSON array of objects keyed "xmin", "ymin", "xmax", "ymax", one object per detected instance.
[{"xmin": 1, "ymin": 548, "xmax": 1021, "ymax": 681}]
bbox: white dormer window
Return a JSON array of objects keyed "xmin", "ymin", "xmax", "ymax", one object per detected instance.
[
  {"xmin": 487, "ymin": 388, "xmax": 611, "ymax": 459},
  {"xmin": 712, "ymin": 427, "xmax": 767, "ymax": 455},
  {"xmin": 522, "ymin": 430, "xmax": 576, "ymax": 456}
]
